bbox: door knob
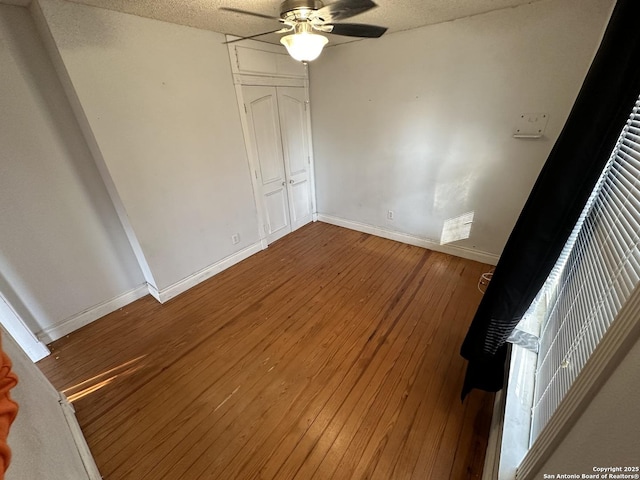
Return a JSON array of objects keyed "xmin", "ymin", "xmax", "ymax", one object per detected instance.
[
  {"xmin": 289, "ymin": 179, "xmax": 295, "ymax": 184},
  {"xmin": 281, "ymin": 181, "xmax": 285, "ymax": 186}
]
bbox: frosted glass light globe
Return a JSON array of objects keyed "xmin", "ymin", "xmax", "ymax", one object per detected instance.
[{"xmin": 280, "ymin": 32, "xmax": 328, "ymax": 62}]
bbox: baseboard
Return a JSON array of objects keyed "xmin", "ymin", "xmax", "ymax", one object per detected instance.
[
  {"xmin": 153, "ymin": 241, "xmax": 263, "ymax": 303},
  {"xmin": 58, "ymin": 393, "xmax": 102, "ymax": 480},
  {"xmin": 16, "ymin": 336, "xmax": 50, "ymax": 363},
  {"xmin": 0, "ymin": 295, "xmax": 50, "ymax": 361},
  {"xmin": 39, "ymin": 244, "xmax": 264, "ymax": 341},
  {"xmin": 146, "ymin": 282, "xmax": 161, "ymax": 302},
  {"xmin": 317, "ymin": 214, "xmax": 500, "ymax": 265},
  {"xmin": 38, "ymin": 285, "xmax": 149, "ymax": 343}
]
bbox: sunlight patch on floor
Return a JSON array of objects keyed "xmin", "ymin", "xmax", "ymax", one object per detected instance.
[{"xmin": 63, "ymin": 355, "xmax": 147, "ymax": 403}]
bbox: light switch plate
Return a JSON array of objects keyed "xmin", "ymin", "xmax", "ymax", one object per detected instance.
[{"xmin": 514, "ymin": 113, "xmax": 549, "ymax": 138}]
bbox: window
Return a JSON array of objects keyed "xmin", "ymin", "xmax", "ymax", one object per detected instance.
[{"xmin": 528, "ymin": 96, "xmax": 640, "ymax": 441}]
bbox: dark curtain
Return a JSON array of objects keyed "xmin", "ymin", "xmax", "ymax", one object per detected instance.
[{"xmin": 460, "ymin": 0, "xmax": 640, "ymax": 400}]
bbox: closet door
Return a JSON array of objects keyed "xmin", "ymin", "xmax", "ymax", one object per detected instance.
[
  {"xmin": 277, "ymin": 86, "xmax": 313, "ymax": 231},
  {"xmin": 242, "ymin": 85, "xmax": 292, "ymax": 244}
]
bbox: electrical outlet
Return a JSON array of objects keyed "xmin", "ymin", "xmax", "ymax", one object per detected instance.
[
  {"xmin": 231, "ymin": 234, "xmax": 240, "ymax": 245},
  {"xmin": 387, "ymin": 210, "xmax": 394, "ymax": 220}
]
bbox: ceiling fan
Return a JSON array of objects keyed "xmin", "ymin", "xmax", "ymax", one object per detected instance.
[{"xmin": 220, "ymin": 0, "xmax": 387, "ymax": 62}]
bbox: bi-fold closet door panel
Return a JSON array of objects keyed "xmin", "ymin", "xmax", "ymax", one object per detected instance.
[
  {"xmin": 243, "ymin": 85, "xmax": 290, "ymax": 244},
  {"xmin": 243, "ymin": 85, "xmax": 313, "ymax": 245},
  {"xmin": 276, "ymin": 86, "xmax": 313, "ymax": 230}
]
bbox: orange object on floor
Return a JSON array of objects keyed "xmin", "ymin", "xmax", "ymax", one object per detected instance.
[{"xmin": 0, "ymin": 334, "xmax": 18, "ymax": 479}]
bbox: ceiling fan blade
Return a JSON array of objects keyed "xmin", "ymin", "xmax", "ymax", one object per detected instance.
[
  {"xmin": 219, "ymin": 7, "xmax": 279, "ymax": 21},
  {"xmin": 327, "ymin": 23, "xmax": 387, "ymax": 38},
  {"xmin": 223, "ymin": 28, "xmax": 289, "ymax": 45},
  {"xmin": 315, "ymin": 0, "xmax": 378, "ymax": 22}
]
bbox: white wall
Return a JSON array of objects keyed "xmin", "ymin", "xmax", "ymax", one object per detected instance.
[
  {"xmin": 36, "ymin": 0, "xmax": 261, "ymax": 292},
  {"xmin": 0, "ymin": 5, "xmax": 144, "ymax": 341},
  {"xmin": 531, "ymin": 334, "xmax": 640, "ymax": 476},
  {"xmin": 3, "ymin": 327, "xmax": 98, "ymax": 480},
  {"xmin": 310, "ymin": 0, "xmax": 614, "ymax": 259}
]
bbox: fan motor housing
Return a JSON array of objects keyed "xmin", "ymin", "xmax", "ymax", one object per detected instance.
[{"xmin": 280, "ymin": 0, "xmax": 324, "ymax": 20}]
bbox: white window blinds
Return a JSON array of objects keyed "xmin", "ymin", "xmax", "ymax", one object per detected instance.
[{"xmin": 530, "ymin": 96, "xmax": 640, "ymax": 442}]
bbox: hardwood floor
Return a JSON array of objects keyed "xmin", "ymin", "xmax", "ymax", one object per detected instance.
[{"xmin": 38, "ymin": 222, "xmax": 494, "ymax": 480}]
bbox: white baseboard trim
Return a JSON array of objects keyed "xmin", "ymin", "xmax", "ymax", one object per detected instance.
[
  {"xmin": 317, "ymin": 214, "xmax": 500, "ymax": 265},
  {"xmin": 38, "ymin": 285, "xmax": 149, "ymax": 343},
  {"xmin": 0, "ymin": 294, "xmax": 50, "ymax": 362},
  {"xmin": 15, "ymin": 335, "xmax": 50, "ymax": 363},
  {"xmin": 152, "ymin": 241, "xmax": 263, "ymax": 304},
  {"xmin": 147, "ymin": 282, "xmax": 161, "ymax": 302},
  {"xmin": 58, "ymin": 393, "xmax": 102, "ymax": 480}
]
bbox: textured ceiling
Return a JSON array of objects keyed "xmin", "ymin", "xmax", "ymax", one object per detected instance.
[
  {"xmin": 21, "ymin": 0, "xmax": 541, "ymax": 46},
  {"xmin": 0, "ymin": 0, "xmax": 540, "ymax": 45}
]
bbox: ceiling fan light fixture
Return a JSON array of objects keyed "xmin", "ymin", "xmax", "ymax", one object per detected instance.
[{"xmin": 280, "ymin": 32, "xmax": 328, "ymax": 62}]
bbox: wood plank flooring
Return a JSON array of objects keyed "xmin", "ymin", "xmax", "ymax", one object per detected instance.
[{"xmin": 38, "ymin": 222, "xmax": 494, "ymax": 480}]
